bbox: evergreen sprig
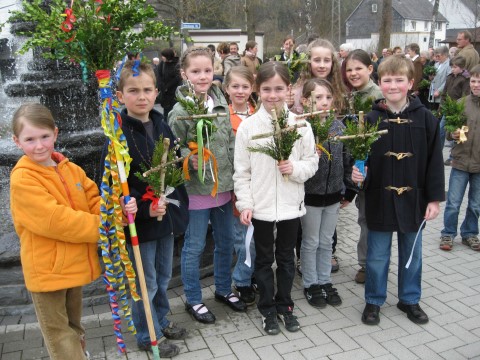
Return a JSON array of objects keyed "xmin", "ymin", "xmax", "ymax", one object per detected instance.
[
  {"xmin": 274, "ymin": 52, "xmax": 309, "ymax": 83},
  {"xmin": 307, "ymin": 111, "xmax": 336, "ymax": 144},
  {"xmin": 418, "ymin": 79, "xmax": 431, "ymax": 91},
  {"xmin": 353, "ymin": 94, "xmax": 374, "ymax": 114},
  {"xmin": 135, "ymin": 136, "xmax": 184, "ymax": 196},
  {"xmin": 442, "ymin": 95, "xmax": 467, "ymax": 133},
  {"xmin": 423, "ymin": 65, "xmax": 437, "ymax": 77},
  {"xmin": 248, "ymin": 109, "xmax": 302, "ymax": 161},
  {"xmin": 341, "ymin": 119, "xmax": 380, "ymax": 160}
]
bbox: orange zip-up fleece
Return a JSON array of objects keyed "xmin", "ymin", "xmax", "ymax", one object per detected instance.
[{"xmin": 10, "ymin": 153, "xmax": 101, "ymax": 292}]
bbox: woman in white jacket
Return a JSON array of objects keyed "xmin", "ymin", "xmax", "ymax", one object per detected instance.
[{"xmin": 233, "ymin": 62, "xmax": 318, "ymax": 336}]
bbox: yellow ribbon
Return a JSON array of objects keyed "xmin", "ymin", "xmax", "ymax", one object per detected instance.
[
  {"xmin": 457, "ymin": 125, "xmax": 469, "ymax": 144},
  {"xmin": 316, "ymin": 143, "xmax": 332, "ymax": 160}
]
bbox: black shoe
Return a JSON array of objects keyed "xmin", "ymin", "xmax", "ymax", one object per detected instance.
[
  {"xmin": 304, "ymin": 284, "xmax": 327, "ymax": 308},
  {"xmin": 138, "ymin": 341, "xmax": 180, "ymax": 357},
  {"xmin": 215, "ymin": 292, "xmax": 247, "ymax": 312},
  {"xmin": 361, "ymin": 303, "xmax": 380, "ymax": 325},
  {"xmin": 296, "ymin": 258, "xmax": 302, "ymax": 276},
  {"xmin": 162, "ymin": 322, "xmax": 187, "ymax": 340},
  {"xmin": 251, "ymin": 276, "xmax": 259, "ymax": 293},
  {"xmin": 262, "ymin": 312, "xmax": 280, "ymax": 335},
  {"xmin": 397, "ymin": 302, "xmax": 429, "ymax": 324},
  {"xmin": 277, "ymin": 311, "xmax": 300, "ymax": 332},
  {"xmin": 185, "ymin": 303, "xmax": 216, "ymax": 324},
  {"xmin": 331, "ymin": 255, "xmax": 339, "ymax": 273},
  {"xmin": 322, "ymin": 283, "xmax": 342, "ymax": 306},
  {"xmin": 233, "ymin": 285, "xmax": 256, "ymax": 306}
]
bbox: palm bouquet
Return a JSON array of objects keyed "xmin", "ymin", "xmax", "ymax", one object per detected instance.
[
  {"xmin": 248, "ymin": 108, "xmax": 303, "ymax": 180},
  {"xmin": 442, "ymin": 95, "xmax": 468, "ymax": 143},
  {"xmin": 136, "ymin": 136, "xmax": 184, "ymax": 221}
]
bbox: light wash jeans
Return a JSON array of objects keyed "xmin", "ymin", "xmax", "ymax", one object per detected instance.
[
  {"xmin": 232, "ymin": 216, "xmax": 255, "ymax": 287},
  {"xmin": 31, "ymin": 287, "xmax": 87, "ymax": 360},
  {"xmin": 127, "ymin": 233, "xmax": 174, "ymax": 346},
  {"xmin": 301, "ymin": 203, "xmax": 340, "ymax": 287},
  {"xmin": 355, "ymin": 191, "xmax": 368, "ymax": 267},
  {"xmin": 365, "ymin": 230, "xmax": 422, "ymax": 306},
  {"xmin": 181, "ymin": 201, "xmax": 235, "ymax": 305},
  {"xmin": 441, "ymin": 168, "xmax": 480, "ymax": 239}
]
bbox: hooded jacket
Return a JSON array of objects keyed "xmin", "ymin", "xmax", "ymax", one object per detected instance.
[
  {"xmin": 364, "ymin": 96, "xmax": 445, "ymax": 233},
  {"xmin": 168, "ymin": 84, "xmax": 235, "ymax": 195},
  {"xmin": 119, "ymin": 108, "xmax": 189, "ymax": 241},
  {"xmin": 10, "ymin": 153, "xmax": 101, "ymax": 292},
  {"xmin": 304, "ymin": 120, "xmax": 357, "ymax": 206},
  {"xmin": 233, "ymin": 104, "xmax": 318, "ymax": 222},
  {"xmin": 448, "ymin": 94, "xmax": 480, "ymax": 173},
  {"xmin": 442, "ymin": 70, "xmax": 470, "ymax": 103},
  {"xmin": 156, "ymin": 57, "xmax": 182, "ymax": 110}
]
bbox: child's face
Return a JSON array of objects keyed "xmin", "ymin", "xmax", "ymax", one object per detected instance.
[
  {"xmin": 470, "ymin": 75, "xmax": 480, "ymax": 96},
  {"xmin": 258, "ymin": 74, "xmax": 289, "ymax": 113},
  {"xmin": 310, "ymin": 46, "xmax": 333, "ymax": 79},
  {"xmin": 451, "ymin": 64, "xmax": 463, "ymax": 76},
  {"xmin": 13, "ymin": 120, "xmax": 58, "ymax": 166},
  {"xmin": 346, "ymin": 59, "xmax": 373, "ymax": 90},
  {"xmin": 225, "ymin": 74, "xmax": 253, "ymax": 108},
  {"xmin": 303, "ymin": 85, "xmax": 333, "ymax": 115},
  {"xmin": 379, "ymin": 74, "xmax": 413, "ymax": 109},
  {"xmin": 116, "ymin": 72, "xmax": 158, "ymax": 123},
  {"xmin": 182, "ymin": 55, "xmax": 214, "ymax": 94},
  {"xmin": 283, "ymin": 39, "xmax": 294, "ymax": 53}
]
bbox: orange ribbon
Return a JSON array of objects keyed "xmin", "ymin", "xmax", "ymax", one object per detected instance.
[{"xmin": 183, "ymin": 141, "xmax": 219, "ymax": 197}]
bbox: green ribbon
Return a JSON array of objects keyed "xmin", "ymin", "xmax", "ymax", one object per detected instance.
[{"xmin": 196, "ymin": 119, "xmax": 205, "ymax": 183}]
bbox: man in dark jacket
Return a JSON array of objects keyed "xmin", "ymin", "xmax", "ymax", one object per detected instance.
[{"xmin": 156, "ymin": 48, "xmax": 182, "ymax": 120}]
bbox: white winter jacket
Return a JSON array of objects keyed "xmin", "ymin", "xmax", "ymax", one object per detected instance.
[{"xmin": 233, "ymin": 104, "xmax": 318, "ymax": 222}]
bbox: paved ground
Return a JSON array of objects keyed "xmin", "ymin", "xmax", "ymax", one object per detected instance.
[{"xmin": 1, "ymin": 148, "xmax": 480, "ymax": 360}]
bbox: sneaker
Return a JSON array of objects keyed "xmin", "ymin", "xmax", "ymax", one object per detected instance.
[
  {"xmin": 296, "ymin": 258, "xmax": 302, "ymax": 276},
  {"xmin": 277, "ymin": 311, "xmax": 300, "ymax": 332},
  {"xmin": 304, "ymin": 284, "xmax": 327, "ymax": 308},
  {"xmin": 444, "ymin": 158, "xmax": 452, "ymax": 166},
  {"xmin": 355, "ymin": 267, "xmax": 366, "ymax": 284},
  {"xmin": 84, "ymin": 351, "xmax": 91, "ymax": 360},
  {"xmin": 162, "ymin": 322, "xmax": 187, "ymax": 340},
  {"xmin": 439, "ymin": 235, "xmax": 454, "ymax": 251},
  {"xmin": 262, "ymin": 312, "xmax": 280, "ymax": 335},
  {"xmin": 323, "ymin": 283, "xmax": 342, "ymax": 306},
  {"xmin": 331, "ymin": 255, "xmax": 339, "ymax": 273},
  {"xmin": 462, "ymin": 236, "xmax": 480, "ymax": 251},
  {"xmin": 233, "ymin": 285, "xmax": 256, "ymax": 306}
]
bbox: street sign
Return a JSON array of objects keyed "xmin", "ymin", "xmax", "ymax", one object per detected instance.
[{"xmin": 181, "ymin": 22, "xmax": 201, "ymax": 30}]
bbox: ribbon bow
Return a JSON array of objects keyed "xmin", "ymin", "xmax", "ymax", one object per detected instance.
[
  {"xmin": 61, "ymin": 8, "xmax": 76, "ymax": 32},
  {"xmin": 142, "ymin": 186, "xmax": 160, "ymax": 210},
  {"xmin": 183, "ymin": 141, "xmax": 219, "ymax": 197},
  {"xmin": 457, "ymin": 125, "xmax": 469, "ymax": 144}
]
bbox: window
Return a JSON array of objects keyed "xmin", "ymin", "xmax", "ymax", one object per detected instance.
[
  {"xmin": 372, "ymin": 3, "xmax": 377, "ymax": 13},
  {"xmin": 411, "ymin": 21, "xmax": 416, "ymax": 31},
  {"xmin": 435, "ymin": 22, "xmax": 442, "ymax": 30},
  {"xmin": 424, "ymin": 21, "xmax": 429, "ymax": 31}
]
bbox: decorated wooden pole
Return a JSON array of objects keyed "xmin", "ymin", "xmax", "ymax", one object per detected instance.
[{"xmin": 156, "ymin": 138, "xmax": 170, "ymax": 221}]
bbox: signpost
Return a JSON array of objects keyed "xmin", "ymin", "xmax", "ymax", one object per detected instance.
[{"xmin": 181, "ymin": 22, "xmax": 201, "ymax": 30}]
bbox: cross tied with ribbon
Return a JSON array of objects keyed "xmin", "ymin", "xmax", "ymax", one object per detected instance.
[{"xmin": 175, "ymin": 88, "xmax": 224, "ymax": 197}]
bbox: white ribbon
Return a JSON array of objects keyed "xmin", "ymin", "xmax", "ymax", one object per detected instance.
[
  {"xmin": 405, "ymin": 218, "xmax": 427, "ymax": 269},
  {"xmin": 244, "ymin": 224, "xmax": 254, "ymax": 267}
]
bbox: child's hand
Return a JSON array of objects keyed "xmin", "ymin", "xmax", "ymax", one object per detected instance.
[
  {"xmin": 190, "ymin": 154, "xmax": 199, "ymax": 170},
  {"xmin": 451, "ymin": 129, "xmax": 460, "ymax": 140},
  {"xmin": 120, "ymin": 197, "xmax": 138, "ymax": 215},
  {"xmin": 149, "ymin": 199, "xmax": 167, "ymax": 218},
  {"xmin": 351, "ymin": 165, "xmax": 367, "ymax": 183},
  {"xmin": 286, "ymin": 89, "xmax": 295, "ymax": 107},
  {"xmin": 240, "ymin": 209, "xmax": 252, "ymax": 225},
  {"xmin": 278, "ymin": 160, "xmax": 293, "ymax": 175},
  {"xmin": 424, "ymin": 201, "xmax": 440, "ymax": 220}
]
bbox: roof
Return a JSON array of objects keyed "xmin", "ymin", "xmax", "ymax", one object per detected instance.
[{"xmin": 346, "ymin": 0, "xmax": 448, "ymax": 23}]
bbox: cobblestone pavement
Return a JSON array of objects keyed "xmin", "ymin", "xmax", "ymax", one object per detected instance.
[{"xmin": 1, "ymin": 150, "xmax": 480, "ymax": 360}]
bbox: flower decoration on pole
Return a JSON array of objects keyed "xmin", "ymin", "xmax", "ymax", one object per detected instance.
[
  {"xmin": 8, "ymin": 0, "xmax": 176, "ymax": 356},
  {"xmin": 175, "ymin": 83, "xmax": 224, "ymax": 196}
]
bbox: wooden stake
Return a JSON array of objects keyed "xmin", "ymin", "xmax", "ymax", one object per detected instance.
[
  {"xmin": 156, "ymin": 138, "xmax": 170, "ymax": 221},
  {"xmin": 332, "ymin": 129, "xmax": 388, "ymax": 141}
]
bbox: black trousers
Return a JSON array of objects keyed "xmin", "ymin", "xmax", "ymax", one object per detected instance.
[{"xmin": 252, "ymin": 217, "xmax": 299, "ymax": 316}]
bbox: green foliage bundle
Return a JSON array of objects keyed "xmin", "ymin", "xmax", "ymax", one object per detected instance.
[
  {"xmin": 442, "ymin": 95, "xmax": 467, "ymax": 133},
  {"xmin": 7, "ymin": 0, "xmax": 176, "ymax": 72},
  {"xmin": 341, "ymin": 119, "xmax": 380, "ymax": 160},
  {"xmin": 352, "ymin": 94, "xmax": 374, "ymax": 114},
  {"xmin": 418, "ymin": 79, "xmax": 431, "ymax": 91},
  {"xmin": 135, "ymin": 136, "xmax": 184, "ymax": 196},
  {"xmin": 307, "ymin": 111, "xmax": 335, "ymax": 144},
  {"xmin": 274, "ymin": 52, "xmax": 309, "ymax": 83},
  {"xmin": 176, "ymin": 84, "xmax": 217, "ymax": 144},
  {"xmin": 248, "ymin": 109, "xmax": 302, "ymax": 161},
  {"xmin": 423, "ymin": 65, "xmax": 437, "ymax": 77}
]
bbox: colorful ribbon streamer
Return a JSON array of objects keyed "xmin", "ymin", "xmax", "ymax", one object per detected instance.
[{"xmin": 183, "ymin": 141, "xmax": 219, "ymax": 197}]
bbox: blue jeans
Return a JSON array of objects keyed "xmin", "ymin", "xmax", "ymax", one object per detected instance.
[
  {"xmin": 442, "ymin": 168, "xmax": 480, "ymax": 239},
  {"xmin": 439, "ymin": 115, "xmax": 446, "ymax": 150},
  {"xmin": 365, "ymin": 230, "xmax": 422, "ymax": 306},
  {"xmin": 301, "ymin": 203, "xmax": 339, "ymax": 287},
  {"xmin": 232, "ymin": 216, "xmax": 255, "ymax": 287},
  {"xmin": 127, "ymin": 234, "xmax": 174, "ymax": 346},
  {"xmin": 181, "ymin": 201, "xmax": 235, "ymax": 305}
]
